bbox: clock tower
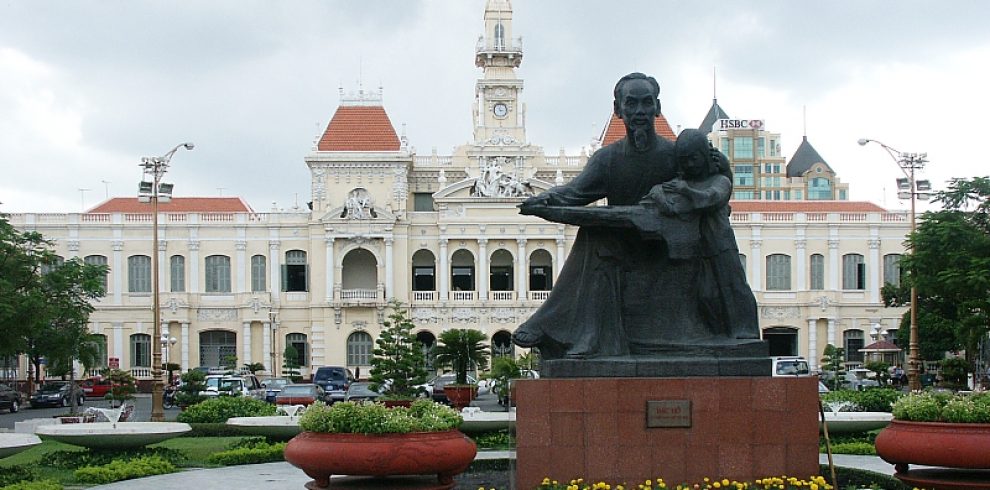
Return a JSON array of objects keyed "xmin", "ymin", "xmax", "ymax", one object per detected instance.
[{"xmin": 473, "ymin": 0, "xmax": 526, "ymax": 146}]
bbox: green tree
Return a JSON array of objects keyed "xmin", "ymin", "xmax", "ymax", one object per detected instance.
[
  {"xmin": 222, "ymin": 354, "xmax": 238, "ymax": 375},
  {"xmin": 433, "ymin": 329, "xmax": 489, "ymax": 386},
  {"xmin": 242, "ymin": 362, "xmax": 265, "ymax": 375},
  {"xmin": 282, "ymin": 345, "xmax": 302, "ymax": 382},
  {"xmin": 885, "ymin": 177, "xmax": 990, "ymax": 373},
  {"xmin": 0, "ymin": 216, "xmax": 49, "ymax": 356},
  {"xmin": 368, "ymin": 301, "xmax": 429, "ymax": 399}
]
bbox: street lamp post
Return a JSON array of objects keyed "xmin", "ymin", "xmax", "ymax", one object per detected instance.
[
  {"xmin": 269, "ymin": 309, "xmax": 279, "ymax": 378},
  {"xmin": 139, "ymin": 142, "xmax": 194, "ymax": 421},
  {"xmin": 858, "ymin": 138, "xmax": 931, "ymax": 391}
]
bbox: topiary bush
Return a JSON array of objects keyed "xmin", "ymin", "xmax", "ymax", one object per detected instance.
[
  {"xmin": 176, "ymin": 395, "xmax": 276, "ymax": 423},
  {"xmin": 206, "ymin": 441, "xmax": 286, "ymax": 466},
  {"xmin": 40, "ymin": 447, "xmax": 185, "ymax": 470}
]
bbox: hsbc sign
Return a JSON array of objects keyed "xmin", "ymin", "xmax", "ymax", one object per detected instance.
[{"xmin": 716, "ymin": 119, "xmax": 765, "ymax": 130}]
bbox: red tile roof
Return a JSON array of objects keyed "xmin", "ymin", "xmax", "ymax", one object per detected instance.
[
  {"xmin": 317, "ymin": 105, "xmax": 401, "ymax": 151},
  {"xmin": 600, "ymin": 113, "xmax": 677, "ymax": 146},
  {"xmin": 729, "ymin": 201, "xmax": 888, "ymax": 213},
  {"xmin": 861, "ymin": 340, "xmax": 902, "ymax": 351},
  {"xmin": 87, "ymin": 197, "xmax": 254, "ymax": 213}
]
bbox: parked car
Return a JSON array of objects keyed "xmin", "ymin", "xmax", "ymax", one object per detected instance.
[
  {"xmin": 80, "ymin": 377, "xmax": 114, "ymax": 398},
  {"xmin": 30, "ymin": 382, "xmax": 84, "ymax": 408},
  {"xmin": 262, "ymin": 378, "xmax": 290, "ymax": 403},
  {"xmin": 275, "ymin": 384, "xmax": 326, "ymax": 406},
  {"xmin": 0, "ymin": 383, "xmax": 26, "ymax": 413},
  {"xmin": 771, "ymin": 357, "xmax": 812, "ymax": 377},
  {"xmin": 431, "ymin": 373, "xmax": 478, "ymax": 403},
  {"xmin": 845, "ymin": 368, "xmax": 880, "ymax": 391},
  {"xmin": 202, "ymin": 375, "xmax": 265, "ymax": 400},
  {"xmin": 313, "ymin": 366, "xmax": 354, "ymax": 402},
  {"xmin": 344, "ymin": 382, "xmax": 381, "ymax": 402}
]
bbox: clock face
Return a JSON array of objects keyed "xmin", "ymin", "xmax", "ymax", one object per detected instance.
[{"xmin": 493, "ymin": 103, "xmax": 508, "ymax": 118}]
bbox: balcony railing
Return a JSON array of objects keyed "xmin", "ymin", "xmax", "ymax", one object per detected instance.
[
  {"xmin": 451, "ymin": 291, "xmax": 477, "ymax": 301},
  {"xmin": 340, "ymin": 289, "xmax": 379, "ymax": 301},
  {"xmin": 130, "ymin": 367, "xmax": 153, "ymax": 379},
  {"xmin": 489, "ymin": 291, "xmax": 515, "ymax": 301},
  {"xmin": 529, "ymin": 290, "xmax": 551, "ymax": 301},
  {"xmin": 412, "ymin": 291, "xmax": 438, "ymax": 302}
]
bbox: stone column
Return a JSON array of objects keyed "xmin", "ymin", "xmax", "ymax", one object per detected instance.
[
  {"xmin": 555, "ymin": 238, "xmax": 565, "ymax": 279},
  {"xmin": 868, "ymin": 238, "xmax": 881, "ymax": 303},
  {"xmin": 263, "ymin": 322, "xmax": 273, "ymax": 373},
  {"xmin": 180, "ymin": 322, "xmax": 190, "ymax": 371},
  {"xmin": 749, "ymin": 239, "xmax": 763, "ymax": 291},
  {"xmin": 828, "ymin": 234, "xmax": 840, "ymax": 290},
  {"xmin": 827, "ymin": 318, "xmax": 837, "ymax": 348},
  {"xmin": 795, "ymin": 238, "xmax": 807, "ymax": 291},
  {"xmin": 235, "ymin": 240, "xmax": 247, "ymax": 293},
  {"xmin": 188, "ymin": 240, "xmax": 201, "ymax": 293},
  {"xmin": 384, "ymin": 237, "xmax": 394, "ymax": 301},
  {"xmin": 807, "ymin": 319, "xmax": 818, "ymax": 371},
  {"xmin": 269, "ymin": 240, "xmax": 281, "ymax": 302},
  {"xmin": 242, "ymin": 321, "xmax": 252, "ymax": 364},
  {"xmin": 516, "ymin": 238, "xmax": 528, "ymax": 301},
  {"xmin": 478, "ymin": 238, "xmax": 489, "ymax": 301},
  {"xmin": 113, "ymin": 321, "xmax": 124, "ymax": 364},
  {"xmin": 325, "ymin": 235, "xmax": 335, "ymax": 302},
  {"xmin": 439, "ymin": 238, "xmax": 449, "ymax": 301},
  {"xmin": 112, "ymin": 240, "xmax": 123, "ymax": 303}
]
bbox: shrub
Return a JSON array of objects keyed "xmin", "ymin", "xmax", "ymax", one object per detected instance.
[
  {"xmin": 176, "ymin": 369, "xmax": 207, "ymax": 407},
  {"xmin": 40, "ymin": 448, "xmax": 184, "ymax": 470},
  {"xmin": 471, "ymin": 429, "xmax": 515, "ymax": 449},
  {"xmin": 73, "ymin": 456, "xmax": 176, "ymax": 485},
  {"xmin": 176, "ymin": 396, "xmax": 276, "ymax": 423},
  {"xmin": 891, "ymin": 391, "xmax": 990, "ymax": 422},
  {"xmin": 206, "ymin": 441, "xmax": 286, "ymax": 465},
  {"xmin": 0, "ymin": 481, "xmax": 63, "ymax": 490},
  {"xmin": 0, "ymin": 466, "xmax": 38, "ymax": 487},
  {"xmin": 820, "ymin": 388, "xmax": 902, "ymax": 412},
  {"xmin": 299, "ymin": 399, "xmax": 461, "ymax": 434},
  {"xmin": 822, "ymin": 441, "xmax": 876, "ymax": 455},
  {"xmin": 184, "ymin": 422, "xmax": 248, "ymax": 437}
]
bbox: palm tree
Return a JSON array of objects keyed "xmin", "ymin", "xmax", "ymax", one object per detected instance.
[{"xmin": 433, "ymin": 329, "xmax": 489, "ymax": 385}]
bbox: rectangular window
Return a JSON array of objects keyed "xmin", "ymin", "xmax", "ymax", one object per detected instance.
[
  {"xmin": 529, "ymin": 265, "xmax": 553, "ymax": 291},
  {"xmin": 170, "ymin": 255, "xmax": 185, "ymax": 292},
  {"xmin": 810, "ymin": 254, "xmax": 825, "ymax": 290},
  {"xmin": 808, "ymin": 177, "xmax": 833, "ymax": 200},
  {"xmin": 251, "ymin": 255, "xmax": 266, "ymax": 292},
  {"xmin": 489, "ymin": 266, "xmax": 513, "ymax": 291},
  {"xmin": 283, "ymin": 250, "xmax": 308, "ymax": 292},
  {"xmin": 766, "ymin": 254, "xmax": 792, "ymax": 290},
  {"xmin": 795, "ymin": 190, "xmax": 803, "ymax": 200},
  {"xmin": 413, "ymin": 266, "xmax": 436, "ymax": 291},
  {"xmin": 733, "ymin": 165, "xmax": 754, "ymax": 186},
  {"xmin": 845, "ymin": 332, "xmax": 865, "ymax": 363},
  {"xmin": 84, "ymin": 255, "xmax": 109, "ymax": 291},
  {"xmin": 783, "ymin": 191, "xmax": 791, "ymax": 200},
  {"xmin": 733, "ymin": 137, "xmax": 754, "ymax": 159},
  {"xmin": 757, "ymin": 138, "xmax": 766, "ymax": 157},
  {"xmin": 451, "ymin": 266, "xmax": 475, "ymax": 291},
  {"xmin": 883, "ymin": 254, "xmax": 902, "ymax": 287},
  {"xmin": 842, "ymin": 254, "xmax": 866, "ymax": 290},
  {"xmin": 413, "ymin": 193, "xmax": 435, "ymax": 212},
  {"xmin": 769, "ymin": 139, "xmax": 778, "ymax": 157},
  {"xmin": 128, "ymin": 255, "xmax": 151, "ymax": 293},
  {"xmin": 130, "ymin": 335, "xmax": 151, "ymax": 367},
  {"xmin": 720, "ymin": 138, "xmax": 729, "ymax": 156},
  {"xmin": 734, "ymin": 191, "xmax": 755, "ymax": 200},
  {"xmin": 205, "ymin": 255, "xmax": 232, "ymax": 293}
]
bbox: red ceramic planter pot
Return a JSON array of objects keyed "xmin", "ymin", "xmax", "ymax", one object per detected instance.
[
  {"xmin": 875, "ymin": 420, "xmax": 990, "ymax": 472},
  {"xmin": 443, "ymin": 386, "xmax": 476, "ymax": 409},
  {"xmin": 284, "ymin": 430, "xmax": 477, "ymax": 488}
]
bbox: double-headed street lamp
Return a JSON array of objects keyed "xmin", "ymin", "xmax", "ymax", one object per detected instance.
[
  {"xmin": 858, "ymin": 138, "xmax": 931, "ymax": 391},
  {"xmin": 139, "ymin": 142, "xmax": 194, "ymax": 421}
]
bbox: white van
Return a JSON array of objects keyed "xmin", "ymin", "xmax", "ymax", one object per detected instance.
[{"xmin": 771, "ymin": 356, "xmax": 811, "ymax": 377}]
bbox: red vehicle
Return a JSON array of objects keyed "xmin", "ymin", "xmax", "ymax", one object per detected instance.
[
  {"xmin": 275, "ymin": 384, "xmax": 326, "ymax": 406},
  {"xmin": 80, "ymin": 377, "xmax": 114, "ymax": 398}
]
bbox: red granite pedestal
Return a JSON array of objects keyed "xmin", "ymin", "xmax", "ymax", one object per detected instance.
[{"xmin": 515, "ymin": 377, "xmax": 819, "ymax": 488}]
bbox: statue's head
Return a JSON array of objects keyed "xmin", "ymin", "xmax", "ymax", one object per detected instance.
[
  {"xmin": 613, "ymin": 73, "xmax": 661, "ymax": 150},
  {"xmin": 675, "ymin": 128, "xmax": 716, "ymax": 178}
]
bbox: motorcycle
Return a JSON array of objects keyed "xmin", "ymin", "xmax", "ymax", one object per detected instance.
[{"xmin": 163, "ymin": 385, "xmax": 177, "ymax": 409}]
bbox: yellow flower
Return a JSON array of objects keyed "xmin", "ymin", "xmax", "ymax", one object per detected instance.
[
  {"xmin": 722, "ymin": 480, "xmax": 730, "ymax": 487},
  {"xmin": 646, "ymin": 481, "xmax": 653, "ymax": 487},
  {"xmin": 713, "ymin": 484, "xmax": 721, "ymax": 489}
]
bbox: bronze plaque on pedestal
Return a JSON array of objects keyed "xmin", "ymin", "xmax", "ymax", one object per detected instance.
[{"xmin": 646, "ymin": 400, "xmax": 692, "ymax": 428}]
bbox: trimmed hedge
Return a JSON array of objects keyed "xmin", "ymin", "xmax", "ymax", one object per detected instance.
[
  {"xmin": 74, "ymin": 456, "xmax": 176, "ymax": 485},
  {"xmin": 176, "ymin": 396, "xmax": 276, "ymax": 424},
  {"xmin": 0, "ymin": 481, "xmax": 62, "ymax": 490},
  {"xmin": 206, "ymin": 441, "xmax": 286, "ymax": 466}
]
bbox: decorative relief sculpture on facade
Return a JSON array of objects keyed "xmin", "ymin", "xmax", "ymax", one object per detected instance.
[
  {"xmin": 341, "ymin": 188, "xmax": 376, "ymax": 220},
  {"xmin": 197, "ymin": 308, "xmax": 238, "ymax": 321},
  {"xmin": 490, "ymin": 308, "xmax": 517, "ymax": 323},
  {"xmin": 312, "ymin": 166, "xmax": 327, "ymax": 203},
  {"xmin": 412, "ymin": 308, "xmax": 439, "ymax": 324},
  {"xmin": 761, "ymin": 306, "xmax": 801, "ymax": 320},
  {"xmin": 165, "ymin": 297, "xmax": 186, "ymax": 314},
  {"xmin": 352, "ymin": 320, "xmax": 367, "ymax": 331},
  {"xmin": 450, "ymin": 308, "xmax": 479, "ymax": 323},
  {"xmin": 486, "ymin": 129, "xmax": 517, "ymax": 146},
  {"xmin": 471, "ymin": 157, "xmax": 534, "ymax": 198},
  {"xmin": 392, "ymin": 166, "xmax": 408, "ymax": 202}
]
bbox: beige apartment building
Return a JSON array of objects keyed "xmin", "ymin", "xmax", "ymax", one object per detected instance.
[{"xmin": 5, "ymin": 0, "xmax": 908, "ymax": 382}]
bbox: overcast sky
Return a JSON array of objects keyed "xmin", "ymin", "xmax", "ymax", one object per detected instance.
[{"xmin": 2, "ymin": 1, "xmax": 988, "ymax": 213}]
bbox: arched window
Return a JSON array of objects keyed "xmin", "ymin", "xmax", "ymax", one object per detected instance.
[
  {"xmin": 412, "ymin": 250, "xmax": 436, "ymax": 292},
  {"xmin": 528, "ymin": 249, "xmax": 553, "ymax": 291},
  {"xmin": 489, "ymin": 249, "xmax": 514, "ymax": 292},
  {"xmin": 492, "ymin": 331, "xmax": 514, "ymax": 358},
  {"xmin": 765, "ymin": 254, "xmax": 791, "ymax": 290},
  {"xmin": 810, "ymin": 254, "xmax": 825, "ymax": 290},
  {"xmin": 883, "ymin": 254, "xmax": 902, "ymax": 287},
  {"xmin": 416, "ymin": 331, "xmax": 436, "ymax": 370},
  {"xmin": 199, "ymin": 330, "xmax": 237, "ymax": 368},
  {"xmin": 128, "ymin": 255, "xmax": 151, "ymax": 293},
  {"xmin": 451, "ymin": 249, "xmax": 476, "ymax": 292},
  {"xmin": 205, "ymin": 255, "xmax": 232, "ymax": 293},
  {"xmin": 169, "ymin": 255, "xmax": 185, "ymax": 292},
  {"xmin": 842, "ymin": 254, "xmax": 866, "ymax": 290},
  {"xmin": 283, "ymin": 250, "xmax": 307, "ymax": 292},
  {"xmin": 130, "ymin": 333, "xmax": 151, "ymax": 367},
  {"xmin": 84, "ymin": 255, "xmax": 109, "ymax": 291},
  {"xmin": 286, "ymin": 333, "xmax": 309, "ymax": 367},
  {"xmin": 494, "ymin": 21, "xmax": 505, "ymax": 49},
  {"xmin": 347, "ymin": 331, "xmax": 373, "ymax": 366},
  {"xmin": 251, "ymin": 255, "xmax": 267, "ymax": 292}
]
